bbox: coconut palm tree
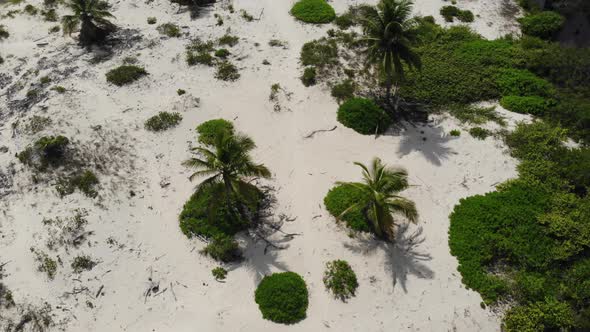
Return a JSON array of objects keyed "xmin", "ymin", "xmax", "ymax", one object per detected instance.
[
  {"xmin": 62, "ymin": 0, "xmax": 116, "ymax": 45},
  {"xmin": 339, "ymin": 157, "xmax": 418, "ymax": 240},
  {"xmin": 360, "ymin": 0, "xmax": 421, "ymax": 103},
  {"xmin": 183, "ymin": 131, "xmax": 271, "ymax": 215}
]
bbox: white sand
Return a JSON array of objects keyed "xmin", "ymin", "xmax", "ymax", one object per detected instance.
[{"xmin": 0, "ymin": 0, "xmax": 524, "ymax": 330}]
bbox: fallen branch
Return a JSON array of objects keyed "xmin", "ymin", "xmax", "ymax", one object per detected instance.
[
  {"xmin": 95, "ymin": 285, "xmax": 104, "ymax": 298},
  {"xmin": 303, "ymin": 126, "xmax": 337, "ymax": 139}
]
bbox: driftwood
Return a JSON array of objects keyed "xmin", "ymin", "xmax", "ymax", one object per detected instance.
[
  {"xmin": 95, "ymin": 285, "xmax": 104, "ymax": 298},
  {"xmin": 304, "ymin": 126, "xmax": 337, "ymax": 139}
]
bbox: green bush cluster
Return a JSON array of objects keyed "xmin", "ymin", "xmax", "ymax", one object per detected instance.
[
  {"xmin": 57, "ymin": 170, "xmax": 100, "ymax": 198},
  {"xmin": 518, "ymin": 11, "xmax": 564, "ymax": 39},
  {"xmin": 215, "ymin": 61, "xmax": 240, "ymax": 81},
  {"xmin": 196, "ymin": 119, "xmax": 235, "ymax": 145},
  {"xmin": 330, "ymin": 79, "xmax": 355, "ymax": 103},
  {"xmin": 337, "ymin": 98, "xmax": 391, "ymax": 135},
  {"xmin": 71, "ymin": 255, "xmax": 97, "ymax": 273},
  {"xmin": 106, "ymin": 65, "xmax": 148, "ymax": 86},
  {"xmin": 18, "ymin": 135, "xmax": 70, "ymax": 169},
  {"xmin": 468, "ymin": 127, "xmax": 491, "ymax": 140},
  {"xmin": 201, "ymin": 234, "xmax": 241, "ymax": 262},
  {"xmin": 324, "ymin": 184, "xmax": 370, "ymax": 232},
  {"xmin": 147, "ymin": 17, "xmax": 157, "ymax": 24},
  {"xmin": 440, "ymin": 6, "xmax": 474, "ymax": 23},
  {"xmin": 212, "ymin": 267, "xmax": 227, "ymax": 280},
  {"xmin": 254, "ymin": 272, "xmax": 309, "ymax": 324},
  {"xmin": 495, "ymin": 68, "xmax": 554, "ymax": 97},
  {"xmin": 218, "ymin": 34, "xmax": 239, "ymax": 47},
  {"xmin": 0, "ymin": 25, "xmax": 9, "ymax": 40},
  {"xmin": 301, "ymin": 67, "xmax": 316, "ymax": 87},
  {"xmin": 323, "ymin": 260, "xmax": 358, "ymax": 301},
  {"xmin": 186, "ymin": 39, "xmax": 215, "ymax": 66},
  {"xmin": 334, "ymin": 12, "xmax": 355, "ymax": 29},
  {"xmin": 214, "ymin": 48, "xmax": 230, "ymax": 58},
  {"xmin": 300, "ymin": 38, "xmax": 338, "ymax": 68},
  {"xmin": 144, "ymin": 112, "xmax": 183, "ymax": 131},
  {"xmin": 500, "ymin": 95, "xmax": 550, "ymax": 115},
  {"xmin": 290, "ymin": 0, "xmax": 335, "ymax": 24},
  {"xmin": 157, "ymin": 23, "xmax": 181, "ymax": 37}
]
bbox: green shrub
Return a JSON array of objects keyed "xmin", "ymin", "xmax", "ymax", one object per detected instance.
[
  {"xmin": 300, "ymin": 38, "xmax": 338, "ymax": 68},
  {"xmin": 457, "ymin": 9, "xmax": 474, "ymax": 22},
  {"xmin": 196, "ymin": 119, "xmax": 235, "ymax": 145},
  {"xmin": 503, "ymin": 299, "xmax": 574, "ymax": 332},
  {"xmin": 218, "ymin": 34, "xmax": 239, "ymax": 47},
  {"xmin": 35, "ymin": 135, "xmax": 70, "ymax": 162},
  {"xmin": 255, "ymin": 272, "xmax": 309, "ymax": 324},
  {"xmin": 450, "ymin": 129, "xmax": 461, "ymax": 136},
  {"xmin": 323, "ymin": 260, "xmax": 358, "ymax": 301},
  {"xmin": 291, "ymin": 0, "xmax": 335, "ymax": 24},
  {"xmin": 24, "ymin": 4, "xmax": 38, "ymax": 15},
  {"xmin": 147, "ymin": 17, "xmax": 157, "ymax": 24},
  {"xmin": 106, "ymin": 65, "xmax": 148, "ymax": 86},
  {"xmin": 49, "ymin": 25, "xmax": 60, "ymax": 33},
  {"xmin": 68, "ymin": 170, "xmax": 99, "ymax": 198},
  {"xmin": 144, "ymin": 112, "xmax": 183, "ymax": 131},
  {"xmin": 301, "ymin": 67, "xmax": 317, "ymax": 87},
  {"xmin": 215, "ymin": 61, "xmax": 240, "ymax": 81},
  {"xmin": 186, "ymin": 39, "xmax": 215, "ymax": 66},
  {"xmin": 33, "ymin": 250, "xmax": 58, "ymax": 279},
  {"xmin": 330, "ymin": 79, "xmax": 355, "ymax": 103},
  {"xmin": 495, "ymin": 68, "xmax": 554, "ymax": 97},
  {"xmin": 324, "ymin": 184, "xmax": 370, "ymax": 232},
  {"xmin": 71, "ymin": 255, "xmax": 97, "ymax": 273},
  {"xmin": 214, "ymin": 48, "xmax": 230, "ymax": 58},
  {"xmin": 468, "ymin": 127, "xmax": 491, "ymax": 140},
  {"xmin": 42, "ymin": 8, "xmax": 57, "ymax": 21},
  {"xmin": 440, "ymin": 6, "xmax": 474, "ymax": 22},
  {"xmin": 177, "ymin": 88, "xmax": 186, "ymax": 95},
  {"xmin": 505, "ymin": 121, "xmax": 567, "ymax": 161},
  {"xmin": 201, "ymin": 234, "xmax": 241, "ymax": 262},
  {"xmin": 450, "ymin": 104, "xmax": 505, "ymax": 125},
  {"xmin": 40, "ymin": 76, "xmax": 51, "ymax": 84},
  {"xmin": 518, "ymin": 11, "xmax": 564, "ymax": 39},
  {"xmin": 337, "ymin": 98, "xmax": 391, "ymax": 135},
  {"xmin": 0, "ymin": 25, "xmax": 9, "ymax": 40},
  {"xmin": 212, "ymin": 267, "xmax": 227, "ymax": 280},
  {"xmin": 157, "ymin": 23, "xmax": 181, "ymax": 37},
  {"xmin": 240, "ymin": 9, "xmax": 254, "ymax": 22},
  {"xmin": 334, "ymin": 12, "xmax": 355, "ymax": 29},
  {"xmin": 500, "ymin": 95, "xmax": 550, "ymax": 115},
  {"xmin": 52, "ymin": 85, "xmax": 66, "ymax": 93}
]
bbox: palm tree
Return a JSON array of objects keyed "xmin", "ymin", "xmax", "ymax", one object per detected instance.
[
  {"xmin": 360, "ymin": 0, "xmax": 421, "ymax": 103},
  {"xmin": 183, "ymin": 131, "xmax": 271, "ymax": 217},
  {"xmin": 62, "ymin": 0, "xmax": 116, "ymax": 46},
  {"xmin": 339, "ymin": 157, "xmax": 418, "ymax": 240}
]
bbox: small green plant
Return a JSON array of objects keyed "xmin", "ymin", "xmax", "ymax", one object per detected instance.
[
  {"xmin": 450, "ymin": 104, "xmax": 505, "ymax": 126},
  {"xmin": 51, "ymin": 85, "xmax": 66, "ymax": 93},
  {"xmin": 291, "ymin": 0, "xmax": 336, "ymax": 24},
  {"xmin": 518, "ymin": 11, "xmax": 564, "ymax": 39},
  {"xmin": 469, "ymin": 127, "xmax": 491, "ymax": 140},
  {"xmin": 334, "ymin": 12, "xmax": 355, "ymax": 29},
  {"xmin": 24, "ymin": 4, "xmax": 38, "ymax": 15},
  {"xmin": 240, "ymin": 9, "xmax": 254, "ymax": 21},
  {"xmin": 330, "ymin": 79, "xmax": 355, "ymax": 103},
  {"xmin": 177, "ymin": 89, "xmax": 186, "ymax": 95},
  {"xmin": 450, "ymin": 129, "xmax": 461, "ymax": 136},
  {"xmin": 214, "ymin": 48, "xmax": 230, "ymax": 58},
  {"xmin": 301, "ymin": 67, "xmax": 317, "ymax": 87},
  {"xmin": 0, "ymin": 25, "xmax": 9, "ymax": 40},
  {"xmin": 32, "ymin": 249, "xmax": 58, "ymax": 279},
  {"xmin": 40, "ymin": 76, "xmax": 51, "ymax": 84},
  {"xmin": 440, "ymin": 6, "xmax": 474, "ymax": 22},
  {"xmin": 323, "ymin": 260, "xmax": 358, "ymax": 301},
  {"xmin": 215, "ymin": 61, "xmax": 240, "ymax": 81},
  {"xmin": 500, "ymin": 95, "xmax": 549, "ymax": 115},
  {"xmin": 269, "ymin": 83, "xmax": 281, "ymax": 101},
  {"xmin": 300, "ymin": 38, "xmax": 339, "ymax": 68},
  {"xmin": 56, "ymin": 170, "xmax": 100, "ymax": 198},
  {"xmin": 218, "ymin": 34, "xmax": 239, "ymax": 47},
  {"xmin": 157, "ymin": 23, "xmax": 181, "ymax": 37},
  {"xmin": 42, "ymin": 8, "xmax": 57, "ymax": 21},
  {"xmin": 26, "ymin": 115, "xmax": 52, "ymax": 134},
  {"xmin": 268, "ymin": 39, "xmax": 287, "ymax": 48},
  {"xmin": 71, "ymin": 255, "xmax": 97, "ymax": 273},
  {"xmin": 147, "ymin": 17, "xmax": 157, "ymax": 24},
  {"xmin": 186, "ymin": 39, "xmax": 215, "ymax": 66},
  {"xmin": 196, "ymin": 119, "xmax": 235, "ymax": 145},
  {"xmin": 214, "ymin": 13, "xmax": 224, "ymax": 26},
  {"xmin": 201, "ymin": 234, "xmax": 241, "ymax": 262},
  {"xmin": 212, "ymin": 267, "xmax": 227, "ymax": 280},
  {"xmin": 144, "ymin": 112, "xmax": 183, "ymax": 131},
  {"xmin": 49, "ymin": 25, "xmax": 60, "ymax": 33},
  {"xmin": 106, "ymin": 65, "xmax": 148, "ymax": 86},
  {"xmin": 337, "ymin": 98, "xmax": 391, "ymax": 135},
  {"xmin": 255, "ymin": 272, "xmax": 309, "ymax": 324}
]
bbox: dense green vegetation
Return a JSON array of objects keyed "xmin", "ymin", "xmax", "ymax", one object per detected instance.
[
  {"xmin": 518, "ymin": 11, "xmax": 564, "ymax": 39},
  {"xmin": 106, "ymin": 65, "xmax": 148, "ymax": 86},
  {"xmin": 18, "ymin": 135, "xmax": 70, "ymax": 169},
  {"xmin": 62, "ymin": 0, "xmax": 116, "ymax": 45},
  {"xmin": 254, "ymin": 272, "xmax": 309, "ymax": 324},
  {"xmin": 157, "ymin": 22, "xmax": 181, "ymax": 37},
  {"xmin": 290, "ymin": 0, "xmax": 335, "ymax": 24},
  {"xmin": 337, "ymin": 98, "xmax": 391, "ymax": 135},
  {"xmin": 440, "ymin": 5, "xmax": 474, "ymax": 23},
  {"xmin": 144, "ymin": 112, "xmax": 182, "ymax": 131},
  {"xmin": 323, "ymin": 260, "xmax": 359, "ymax": 301},
  {"xmin": 196, "ymin": 119, "xmax": 235, "ymax": 145},
  {"xmin": 324, "ymin": 184, "xmax": 371, "ymax": 232}
]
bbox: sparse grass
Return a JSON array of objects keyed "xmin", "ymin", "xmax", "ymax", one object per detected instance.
[
  {"xmin": 32, "ymin": 249, "xmax": 58, "ymax": 279},
  {"xmin": 56, "ymin": 170, "xmax": 100, "ymax": 198},
  {"xmin": 144, "ymin": 112, "xmax": 183, "ymax": 131},
  {"xmin": 147, "ymin": 17, "xmax": 157, "ymax": 24},
  {"xmin": 51, "ymin": 85, "xmax": 66, "ymax": 93},
  {"xmin": 26, "ymin": 115, "xmax": 52, "ymax": 134},
  {"xmin": 71, "ymin": 255, "xmax": 97, "ymax": 273},
  {"xmin": 186, "ymin": 39, "xmax": 215, "ymax": 66},
  {"xmin": 450, "ymin": 129, "xmax": 461, "ymax": 136},
  {"xmin": 201, "ymin": 234, "xmax": 241, "ymax": 262},
  {"xmin": 469, "ymin": 127, "xmax": 491, "ymax": 140},
  {"xmin": 218, "ymin": 34, "xmax": 239, "ymax": 47},
  {"xmin": 301, "ymin": 67, "xmax": 317, "ymax": 87},
  {"xmin": 450, "ymin": 104, "xmax": 505, "ymax": 126},
  {"xmin": 24, "ymin": 4, "xmax": 38, "ymax": 15},
  {"xmin": 157, "ymin": 23, "xmax": 181, "ymax": 37},
  {"xmin": 241, "ymin": 9, "xmax": 254, "ymax": 21},
  {"xmin": 215, "ymin": 61, "xmax": 240, "ymax": 81},
  {"xmin": 269, "ymin": 83, "xmax": 281, "ymax": 101},
  {"xmin": 269, "ymin": 39, "xmax": 287, "ymax": 48},
  {"xmin": 106, "ymin": 65, "xmax": 148, "ymax": 86},
  {"xmin": 40, "ymin": 76, "xmax": 51, "ymax": 84},
  {"xmin": 323, "ymin": 260, "xmax": 358, "ymax": 301},
  {"xmin": 214, "ymin": 48, "xmax": 230, "ymax": 58},
  {"xmin": 440, "ymin": 5, "xmax": 474, "ymax": 23},
  {"xmin": 212, "ymin": 267, "xmax": 227, "ymax": 280}
]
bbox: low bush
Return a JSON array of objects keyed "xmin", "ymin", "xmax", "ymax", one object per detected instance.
[
  {"xmin": 323, "ymin": 260, "xmax": 358, "ymax": 301},
  {"xmin": 330, "ymin": 79, "xmax": 355, "ymax": 103},
  {"xmin": 57, "ymin": 170, "xmax": 99, "ymax": 198},
  {"xmin": 500, "ymin": 95, "xmax": 550, "ymax": 115},
  {"xmin": 201, "ymin": 234, "xmax": 241, "ymax": 262},
  {"xmin": 186, "ymin": 39, "xmax": 215, "ymax": 66},
  {"xmin": 36, "ymin": 135, "xmax": 69, "ymax": 162},
  {"xmin": 241, "ymin": 10, "xmax": 254, "ymax": 22},
  {"xmin": 218, "ymin": 34, "xmax": 239, "ymax": 47},
  {"xmin": 495, "ymin": 68, "xmax": 554, "ymax": 97},
  {"xmin": 450, "ymin": 129, "xmax": 461, "ymax": 136},
  {"xmin": 52, "ymin": 86, "xmax": 66, "ymax": 93},
  {"xmin": 440, "ymin": 6, "xmax": 474, "ymax": 23},
  {"xmin": 268, "ymin": 39, "xmax": 287, "ymax": 48},
  {"xmin": 212, "ymin": 267, "xmax": 227, "ymax": 280},
  {"xmin": 503, "ymin": 298, "xmax": 574, "ymax": 332},
  {"xmin": 147, "ymin": 17, "xmax": 157, "ymax": 24},
  {"xmin": 157, "ymin": 23, "xmax": 181, "ymax": 37},
  {"xmin": 300, "ymin": 38, "xmax": 338, "ymax": 69},
  {"xmin": 106, "ymin": 65, "xmax": 148, "ymax": 86},
  {"xmin": 518, "ymin": 11, "xmax": 564, "ymax": 39},
  {"xmin": 71, "ymin": 255, "xmax": 97, "ymax": 273},
  {"xmin": 177, "ymin": 89, "xmax": 186, "ymax": 95},
  {"xmin": 42, "ymin": 8, "xmax": 57, "ymax": 22},
  {"xmin": 215, "ymin": 61, "xmax": 240, "ymax": 81},
  {"xmin": 449, "ymin": 104, "xmax": 505, "ymax": 126},
  {"xmin": 334, "ymin": 12, "xmax": 355, "ymax": 29},
  {"xmin": 144, "ymin": 112, "xmax": 183, "ymax": 131},
  {"xmin": 24, "ymin": 4, "xmax": 38, "ymax": 15},
  {"xmin": 0, "ymin": 25, "xmax": 9, "ymax": 40},
  {"xmin": 468, "ymin": 127, "xmax": 491, "ymax": 140},
  {"xmin": 255, "ymin": 272, "xmax": 308, "ymax": 324},
  {"xmin": 214, "ymin": 48, "xmax": 230, "ymax": 58},
  {"xmin": 291, "ymin": 0, "xmax": 335, "ymax": 24},
  {"xmin": 337, "ymin": 98, "xmax": 391, "ymax": 135},
  {"xmin": 301, "ymin": 67, "xmax": 317, "ymax": 87},
  {"xmin": 324, "ymin": 184, "xmax": 370, "ymax": 232},
  {"xmin": 196, "ymin": 119, "xmax": 235, "ymax": 145}
]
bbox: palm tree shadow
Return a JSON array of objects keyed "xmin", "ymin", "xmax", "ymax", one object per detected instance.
[
  {"xmin": 388, "ymin": 121, "xmax": 455, "ymax": 166},
  {"xmin": 344, "ymin": 223, "xmax": 434, "ymax": 293},
  {"xmin": 232, "ymin": 233, "xmax": 291, "ymax": 285}
]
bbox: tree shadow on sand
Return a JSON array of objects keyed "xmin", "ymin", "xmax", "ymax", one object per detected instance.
[
  {"xmin": 388, "ymin": 121, "xmax": 455, "ymax": 166},
  {"xmin": 343, "ymin": 223, "xmax": 434, "ymax": 293},
  {"xmin": 232, "ymin": 233, "xmax": 291, "ymax": 284}
]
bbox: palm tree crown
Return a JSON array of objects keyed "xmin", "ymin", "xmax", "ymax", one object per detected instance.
[
  {"xmin": 339, "ymin": 157, "xmax": 418, "ymax": 240},
  {"xmin": 361, "ymin": 0, "xmax": 421, "ymax": 100},
  {"xmin": 62, "ymin": 0, "xmax": 115, "ymax": 45},
  {"xmin": 183, "ymin": 131, "xmax": 271, "ymax": 204}
]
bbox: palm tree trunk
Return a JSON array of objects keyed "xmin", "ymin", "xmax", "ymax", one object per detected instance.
[{"xmin": 80, "ymin": 16, "xmax": 107, "ymax": 46}]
